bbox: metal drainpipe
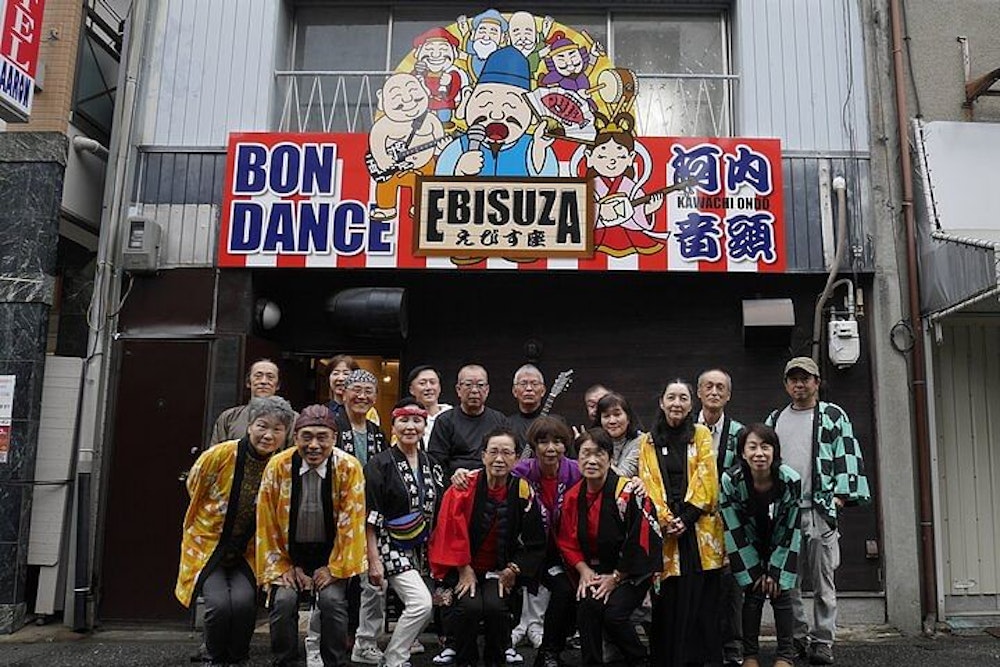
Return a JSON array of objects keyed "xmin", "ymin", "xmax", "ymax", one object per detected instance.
[{"xmin": 889, "ymin": 0, "xmax": 937, "ymax": 634}]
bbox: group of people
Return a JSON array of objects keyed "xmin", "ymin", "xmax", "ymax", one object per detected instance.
[{"xmin": 177, "ymin": 355, "xmax": 870, "ymax": 667}]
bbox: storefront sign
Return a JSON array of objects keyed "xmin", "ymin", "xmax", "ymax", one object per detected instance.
[
  {"xmin": 0, "ymin": 0, "xmax": 46, "ymax": 122},
  {"xmin": 414, "ymin": 177, "xmax": 592, "ymax": 258},
  {"xmin": 0, "ymin": 374, "xmax": 14, "ymax": 464},
  {"xmin": 218, "ymin": 10, "xmax": 784, "ymax": 272},
  {"xmin": 219, "ymin": 132, "xmax": 783, "ymax": 272}
]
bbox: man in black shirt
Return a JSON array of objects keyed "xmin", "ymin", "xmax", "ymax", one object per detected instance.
[
  {"xmin": 428, "ymin": 364, "xmax": 507, "ymax": 477},
  {"xmin": 507, "ymin": 364, "xmax": 546, "ymax": 456}
]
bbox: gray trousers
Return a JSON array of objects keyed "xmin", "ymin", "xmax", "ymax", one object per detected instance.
[
  {"xmin": 355, "ymin": 572, "xmax": 386, "ymax": 648},
  {"xmin": 789, "ymin": 508, "xmax": 840, "ymax": 647},
  {"xmin": 201, "ymin": 564, "xmax": 257, "ymax": 663},
  {"xmin": 270, "ymin": 581, "xmax": 348, "ymax": 667}
]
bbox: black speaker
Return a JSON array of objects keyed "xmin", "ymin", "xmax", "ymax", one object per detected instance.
[{"xmin": 325, "ymin": 288, "xmax": 408, "ymax": 339}]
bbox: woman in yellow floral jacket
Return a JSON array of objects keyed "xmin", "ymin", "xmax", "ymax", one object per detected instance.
[
  {"xmin": 638, "ymin": 379, "xmax": 725, "ymax": 667},
  {"xmin": 175, "ymin": 395, "xmax": 295, "ymax": 666}
]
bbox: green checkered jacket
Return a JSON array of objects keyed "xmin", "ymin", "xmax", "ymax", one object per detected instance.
[
  {"xmin": 766, "ymin": 401, "xmax": 871, "ymax": 528},
  {"xmin": 717, "ymin": 415, "xmax": 744, "ymax": 475},
  {"xmin": 720, "ymin": 464, "xmax": 802, "ymax": 590}
]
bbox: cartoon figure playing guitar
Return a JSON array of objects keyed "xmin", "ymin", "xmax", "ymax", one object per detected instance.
[
  {"xmin": 583, "ymin": 112, "xmax": 674, "ymax": 258},
  {"xmin": 367, "ymin": 72, "xmax": 447, "ymax": 221}
]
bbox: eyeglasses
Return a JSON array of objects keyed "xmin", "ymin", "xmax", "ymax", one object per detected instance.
[
  {"xmin": 514, "ymin": 380, "xmax": 542, "ymax": 388},
  {"xmin": 348, "ymin": 386, "xmax": 376, "ymax": 397},
  {"xmin": 484, "ymin": 448, "xmax": 516, "ymax": 458},
  {"xmin": 458, "ymin": 381, "xmax": 488, "ymax": 390}
]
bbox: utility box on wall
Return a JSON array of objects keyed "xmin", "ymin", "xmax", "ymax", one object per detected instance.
[{"xmin": 121, "ymin": 217, "xmax": 161, "ymax": 273}]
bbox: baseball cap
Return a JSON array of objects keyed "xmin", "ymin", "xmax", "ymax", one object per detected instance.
[{"xmin": 784, "ymin": 356, "xmax": 820, "ymax": 378}]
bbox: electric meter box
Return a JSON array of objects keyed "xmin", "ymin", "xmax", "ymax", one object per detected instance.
[
  {"xmin": 828, "ymin": 319, "xmax": 860, "ymax": 368},
  {"xmin": 121, "ymin": 217, "xmax": 161, "ymax": 273}
]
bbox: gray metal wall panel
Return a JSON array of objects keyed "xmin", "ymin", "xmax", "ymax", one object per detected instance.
[
  {"xmin": 138, "ymin": 0, "xmax": 281, "ymax": 147},
  {"xmin": 936, "ymin": 320, "xmax": 1000, "ymax": 604},
  {"xmin": 735, "ymin": 0, "xmax": 870, "ymax": 153}
]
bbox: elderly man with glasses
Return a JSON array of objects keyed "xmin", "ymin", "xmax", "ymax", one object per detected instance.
[
  {"xmin": 256, "ymin": 405, "xmax": 367, "ymax": 667},
  {"xmin": 428, "ymin": 364, "xmax": 508, "ymax": 478}
]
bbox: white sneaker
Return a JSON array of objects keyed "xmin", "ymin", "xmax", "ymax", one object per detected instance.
[
  {"xmin": 505, "ymin": 648, "xmax": 524, "ymax": 664},
  {"xmin": 527, "ymin": 629, "xmax": 543, "ymax": 649},
  {"xmin": 352, "ymin": 644, "xmax": 384, "ymax": 665},
  {"xmin": 511, "ymin": 626, "xmax": 527, "ymax": 648},
  {"xmin": 432, "ymin": 647, "xmax": 456, "ymax": 665},
  {"xmin": 409, "ymin": 640, "xmax": 425, "ymax": 654}
]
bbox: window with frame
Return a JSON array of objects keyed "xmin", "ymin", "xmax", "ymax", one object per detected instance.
[{"xmin": 281, "ymin": 6, "xmax": 732, "ymax": 136}]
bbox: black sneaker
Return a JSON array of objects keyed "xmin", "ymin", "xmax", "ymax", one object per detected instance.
[{"xmin": 808, "ymin": 642, "xmax": 834, "ymax": 665}]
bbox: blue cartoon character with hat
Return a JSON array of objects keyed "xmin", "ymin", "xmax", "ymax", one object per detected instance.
[
  {"xmin": 435, "ymin": 46, "xmax": 558, "ymax": 178},
  {"xmin": 458, "ymin": 9, "xmax": 508, "ymax": 81}
]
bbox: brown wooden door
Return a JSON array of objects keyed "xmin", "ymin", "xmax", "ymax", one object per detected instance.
[{"xmin": 99, "ymin": 339, "xmax": 210, "ymax": 620}]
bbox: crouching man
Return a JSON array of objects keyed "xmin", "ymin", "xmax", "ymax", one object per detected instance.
[{"xmin": 257, "ymin": 405, "xmax": 367, "ymax": 666}]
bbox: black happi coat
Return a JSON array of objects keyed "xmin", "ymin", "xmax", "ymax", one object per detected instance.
[
  {"xmin": 364, "ymin": 446, "xmax": 445, "ymax": 576},
  {"xmin": 558, "ymin": 472, "xmax": 663, "ymax": 580}
]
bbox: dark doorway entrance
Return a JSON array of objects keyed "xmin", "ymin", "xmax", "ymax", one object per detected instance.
[{"xmin": 99, "ymin": 339, "xmax": 210, "ymax": 620}]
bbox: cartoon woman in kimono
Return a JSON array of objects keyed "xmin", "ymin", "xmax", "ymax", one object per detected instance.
[{"xmin": 579, "ymin": 112, "xmax": 668, "ymax": 257}]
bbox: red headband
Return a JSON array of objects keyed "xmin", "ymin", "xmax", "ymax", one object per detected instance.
[{"xmin": 392, "ymin": 404, "xmax": 428, "ymax": 421}]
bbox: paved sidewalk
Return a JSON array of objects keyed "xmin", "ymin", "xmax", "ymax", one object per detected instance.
[{"xmin": 3, "ymin": 623, "xmax": 1000, "ymax": 666}]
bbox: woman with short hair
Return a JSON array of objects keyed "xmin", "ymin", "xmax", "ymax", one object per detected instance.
[
  {"xmin": 720, "ymin": 423, "xmax": 802, "ymax": 667},
  {"xmin": 176, "ymin": 395, "xmax": 295, "ymax": 666},
  {"xmin": 429, "ymin": 428, "xmax": 547, "ymax": 667},
  {"xmin": 593, "ymin": 392, "xmax": 643, "ymax": 478},
  {"xmin": 557, "ymin": 427, "xmax": 662, "ymax": 667},
  {"xmin": 511, "ymin": 416, "xmax": 581, "ymax": 667}
]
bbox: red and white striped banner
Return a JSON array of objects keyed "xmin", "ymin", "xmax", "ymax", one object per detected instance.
[{"xmin": 218, "ymin": 132, "xmax": 784, "ymax": 272}]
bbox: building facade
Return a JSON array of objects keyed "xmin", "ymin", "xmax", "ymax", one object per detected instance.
[
  {"xmin": 886, "ymin": 0, "xmax": 1000, "ymax": 624},
  {"xmin": 0, "ymin": 0, "xmax": 122, "ymax": 634},
  {"xmin": 27, "ymin": 0, "xmax": 931, "ymax": 634}
]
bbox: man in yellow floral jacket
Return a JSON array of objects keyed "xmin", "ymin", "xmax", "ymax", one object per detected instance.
[{"xmin": 257, "ymin": 404, "xmax": 367, "ymax": 667}]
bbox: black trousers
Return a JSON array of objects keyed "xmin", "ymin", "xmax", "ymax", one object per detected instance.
[
  {"xmin": 720, "ymin": 566, "xmax": 744, "ymax": 662},
  {"xmin": 650, "ymin": 569, "xmax": 723, "ymax": 667},
  {"xmin": 449, "ymin": 574, "xmax": 510, "ymax": 667},
  {"xmin": 539, "ymin": 569, "xmax": 576, "ymax": 656},
  {"xmin": 577, "ymin": 579, "xmax": 650, "ymax": 667},
  {"xmin": 201, "ymin": 563, "xmax": 257, "ymax": 663},
  {"xmin": 742, "ymin": 587, "xmax": 795, "ymax": 661}
]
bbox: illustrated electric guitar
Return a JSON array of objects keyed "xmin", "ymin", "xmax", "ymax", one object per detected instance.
[
  {"xmin": 540, "ymin": 369, "xmax": 574, "ymax": 417},
  {"xmin": 365, "ymin": 131, "xmax": 457, "ymax": 183},
  {"xmin": 596, "ymin": 177, "xmax": 698, "ymax": 226}
]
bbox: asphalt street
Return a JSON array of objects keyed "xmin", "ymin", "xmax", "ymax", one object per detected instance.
[{"xmin": 2, "ymin": 624, "xmax": 1000, "ymax": 667}]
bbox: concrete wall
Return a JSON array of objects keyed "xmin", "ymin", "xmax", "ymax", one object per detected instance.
[{"xmin": 902, "ymin": 0, "xmax": 1000, "ymax": 122}]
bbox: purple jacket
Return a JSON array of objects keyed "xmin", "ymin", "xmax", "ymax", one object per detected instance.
[{"xmin": 513, "ymin": 457, "xmax": 582, "ymax": 536}]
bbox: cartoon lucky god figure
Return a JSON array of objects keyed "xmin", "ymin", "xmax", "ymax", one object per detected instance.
[
  {"xmin": 459, "ymin": 9, "xmax": 508, "ymax": 81},
  {"xmin": 539, "ymin": 31, "xmax": 602, "ymax": 94},
  {"xmin": 412, "ymin": 27, "xmax": 465, "ymax": 128},
  {"xmin": 367, "ymin": 73, "xmax": 446, "ymax": 220},
  {"xmin": 507, "ymin": 11, "xmax": 553, "ymax": 77},
  {"xmin": 435, "ymin": 47, "xmax": 557, "ymax": 178}
]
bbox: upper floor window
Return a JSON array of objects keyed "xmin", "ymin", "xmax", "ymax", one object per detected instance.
[{"xmin": 280, "ymin": 7, "xmax": 732, "ymax": 136}]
